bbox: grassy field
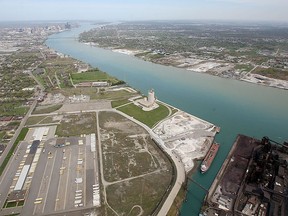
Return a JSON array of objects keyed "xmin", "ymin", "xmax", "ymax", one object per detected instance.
[
  {"xmin": 252, "ymin": 67, "xmax": 288, "ymax": 80},
  {"xmin": 111, "ymin": 99, "xmax": 131, "ymax": 108},
  {"xmin": 0, "ymin": 102, "xmax": 29, "ymax": 116},
  {"xmin": 71, "ymin": 69, "xmax": 119, "ymax": 84},
  {"xmin": 0, "ymin": 131, "xmax": 5, "ymax": 140},
  {"xmin": 0, "ymin": 127, "xmax": 28, "ymax": 176},
  {"xmin": 234, "ymin": 64, "xmax": 254, "ymax": 72},
  {"xmin": 55, "ymin": 88, "xmax": 137, "ymax": 101},
  {"xmin": 26, "ymin": 116, "xmax": 60, "ymax": 126},
  {"xmin": 32, "ymin": 104, "xmax": 63, "ymax": 114},
  {"xmin": 99, "ymin": 111, "xmax": 173, "ymax": 215},
  {"xmin": 106, "ymin": 172, "xmax": 172, "ymax": 216},
  {"xmin": 56, "ymin": 113, "xmax": 96, "ymax": 137},
  {"xmin": 36, "ymin": 58, "xmax": 79, "ymax": 89},
  {"xmin": 26, "ymin": 116, "xmax": 47, "ymax": 125},
  {"xmin": 117, "ymin": 103, "xmax": 170, "ymax": 128}
]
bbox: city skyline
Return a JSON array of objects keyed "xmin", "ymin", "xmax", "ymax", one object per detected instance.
[{"xmin": 0, "ymin": 0, "xmax": 288, "ymax": 23}]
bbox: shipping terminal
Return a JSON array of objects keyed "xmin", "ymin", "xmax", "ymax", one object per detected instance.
[{"xmin": 201, "ymin": 135, "xmax": 288, "ymax": 216}]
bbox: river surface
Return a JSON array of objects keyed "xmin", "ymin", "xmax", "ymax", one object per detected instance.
[{"xmin": 46, "ymin": 22, "xmax": 288, "ymax": 216}]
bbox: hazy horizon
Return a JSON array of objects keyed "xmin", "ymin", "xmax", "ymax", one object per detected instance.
[{"xmin": 1, "ymin": 0, "xmax": 288, "ymax": 23}]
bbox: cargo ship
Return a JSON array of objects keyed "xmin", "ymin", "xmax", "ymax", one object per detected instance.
[{"xmin": 200, "ymin": 142, "xmax": 220, "ymax": 173}]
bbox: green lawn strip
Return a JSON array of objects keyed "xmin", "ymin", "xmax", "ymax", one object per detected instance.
[
  {"xmin": 32, "ymin": 104, "xmax": 63, "ymax": 114},
  {"xmin": 17, "ymin": 200, "xmax": 25, "ymax": 206},
  {"xmin": 4, "ymin": 214, "xmax": 20, "ymax": 216},
  {"xmin": 0, "ymin": 128, "xmax": 29, "ymax": 176},
  {"xmin": 111, "ymin": 99, "xmax": 131, "ymax": 108},
  {"xmin": 71, "ymin": 70, "xmax": 119, "ymax": 84},
  {"xmin": 117, "ymin": 103, "xmax": 169, "ymax": 128},
  {"xmin": 26, "ymin": 116, "xmax": 58, "ymax": 126},
  {"xmin": 0, "ymin": 131, "xmax": 6, "ymax": 140},
  {"xmin": 234, "ymin": 64, "xmax": 253, "ymax": 72},
  {"xmin": 5, "ymin": 202, "xmax": 17, "ymax": 208},
  {"xmin": 26, "ymin": 116, "xmax": 46, "ymax": 125}
]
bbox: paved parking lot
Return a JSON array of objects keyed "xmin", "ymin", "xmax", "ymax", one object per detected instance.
[{"xmin": 0, "ymin": 126, "xmax": 100, "ymax": 216}]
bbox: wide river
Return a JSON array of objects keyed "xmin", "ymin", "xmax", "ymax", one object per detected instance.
[{"xmin": 46, "ymin": 23, "xmax": 288, "ymax": 216}]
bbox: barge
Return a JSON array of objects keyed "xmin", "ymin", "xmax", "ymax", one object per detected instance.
[{"xmin": 200, "ymin": 142, "xmax": 220, "ymax": 173}]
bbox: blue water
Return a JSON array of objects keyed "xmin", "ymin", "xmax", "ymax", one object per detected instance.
[{"xmin": 46, "ymin": 23, "xmax": 288, "ymax": 216}]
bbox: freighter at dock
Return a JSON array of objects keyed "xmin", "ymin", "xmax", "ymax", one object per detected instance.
[{"xmin": 200, "ymin": 142, "xmax": 220, "ymax": 173}]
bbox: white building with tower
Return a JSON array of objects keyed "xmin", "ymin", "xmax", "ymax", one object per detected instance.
[{"xmin": 136, "ymin": 89, "xmax": 159, "ymax": 111}]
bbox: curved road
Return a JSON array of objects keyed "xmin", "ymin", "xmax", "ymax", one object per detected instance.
[{"xmin": 114, "ymin": 110, "xmax": 186, "ymax": 216}]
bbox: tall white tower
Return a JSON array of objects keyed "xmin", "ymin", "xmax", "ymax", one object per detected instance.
[{"xmin": 147, "ymin": 89, "xmax": 155, "ymax": 105}]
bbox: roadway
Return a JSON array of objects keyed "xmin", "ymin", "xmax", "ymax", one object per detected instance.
[
  {"xmin": 114, "ymin": 110, "xmax": 186, "ymax": 216},
  {"xmin": 31, "ymin": 107, "xmax": 186, "ymax": 216},
  {"xmin": 0, "ymin": 100, "xmax": 37, "ymax": 168},
  {"xmin": 1, "ymin": 100, "xmax": 186, "ymax": 216}
]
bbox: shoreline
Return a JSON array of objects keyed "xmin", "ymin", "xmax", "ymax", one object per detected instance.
[{"xmin": 82, "ymin": 43, "xmax": 288, "ymax": 90}]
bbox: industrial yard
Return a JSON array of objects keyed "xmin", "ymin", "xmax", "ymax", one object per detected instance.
[
  {"xmin": 153, "ymin": 111, "xmax": 218, "ymax": 172},
  {"xmin": 203, "ymin": 135, "xmax": 288, "ymax": 216}
]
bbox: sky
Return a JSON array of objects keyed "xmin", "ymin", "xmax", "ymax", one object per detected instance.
[{"xmin": 1, "ymin": 0, "xmax": 288, "ymax": 22}]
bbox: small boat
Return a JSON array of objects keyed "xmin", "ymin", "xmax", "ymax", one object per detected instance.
[{"xmin": 201, "ymin": 142, "xmax": 220, "ymax": 173}]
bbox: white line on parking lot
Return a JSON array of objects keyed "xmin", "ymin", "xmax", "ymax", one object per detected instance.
[
  {"xmin": 43, "ymin": 150, "xmax": 58, "ymax": 214},
  {"xmin": 33, "ymin": 152, "xmax": 49, "ymax": 215},
  {"xmin": 64, "ymin": 147, "xmax": 72, "ymax": 209},
  {"xmin": 84, "ymin": 142, "xmax": 87, "ymax": 206}
]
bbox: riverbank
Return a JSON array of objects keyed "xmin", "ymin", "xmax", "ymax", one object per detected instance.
[
  {"xmin": 79, "ymin": 21, "xmax": 288, "ymax": 91},
  {"xmin": 46, "ymin": 23, "xmax": 288, "ymax": 216},
  {"xmin": 108, "ymin": 47, "xmax": 288, "ymax": 90}
]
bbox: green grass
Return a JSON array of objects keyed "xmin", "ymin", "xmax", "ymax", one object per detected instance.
[
  {"xmin": 26, "ymin": 116, "xmax": 59, "ymax": 126},
  {"xmin": 0, "ymin": 127, "xmax": 28, "ymax": 176},
  {"xmin": 135, "ymin": 51, "xmax": 152, "ymax": 57},
  {"xmin": 167, "ymin": 186, "xmax": 186, "ymax": 216},
  {"xmin": 106, "ymin": 173, "xmax": 172, "ymax": 216},
  {"xmin": 111, "ymin": 99, "xmax": 131, "ymax": 108},
  {"xmin": 32, "ymin": 104, "xmax": 63, "ymax": 114},
  {"xmin": 56, "ymin": 113, "xmax": 97, "ymax": 137},
  {"xmin": 71, "ymin": 69, "xmax": 119, "ymax": 84},
  {"xmin": 252, "ymin": 67, "xmax": 288, "ymax": 80},
  {"xmin": 0, "ymin": 131, "xmax": 6, "ymax": 140},
  {"xmin": 6, "ymin": 202, "xmax": 17, "ymax": 208},
  {"xmin": 17, "ymin": 200, "xmax": 25, "ymax": 206},
  {"xmin": 54, "ymin": 88, "xmax": 136, "ymax": 101},
  {"xmin": 117, "ymin": 103, "xmax": 169, "ymax": 128},
  {"xmin": 148, "ymin": 53, "xmax": 165, "ymax": 60},
  {"xmin": 7, "ymin": 121, "xmax": 20, "ymax": 127},
  {"xmin": 0, "ymin": 102, "xmax": 29, "ymax": 117},
  {"xmin": 26, "ymin": 116, "xmax": 47, "ymax": 125},
  {"xmin": 4, "ymin": 214, "xmax": 20, "ymax": 216},
  {"xmin": 234, "ymin": 64, "xmax": 254, "ymax": 72},
  {"xmin": 13, "ymin": 106, "xmax": 29, "ymax": 116}
]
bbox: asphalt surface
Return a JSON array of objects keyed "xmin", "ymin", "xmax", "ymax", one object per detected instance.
[
  {"xmin": 0, "ymin": 127, "xmax": 100, "ymax": 216},
  {"xmin": 1, "ymin": 100, "xmax": 188, "ymax": 216}
]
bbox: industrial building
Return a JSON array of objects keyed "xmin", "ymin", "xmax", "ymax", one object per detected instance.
[
  {"xmin": 203, "ymin": 135, "xmax": 288, "ymax": 216},
  {"xmin": 136, "ymin": 89, "xmax": 159, "ymax": 111}
]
